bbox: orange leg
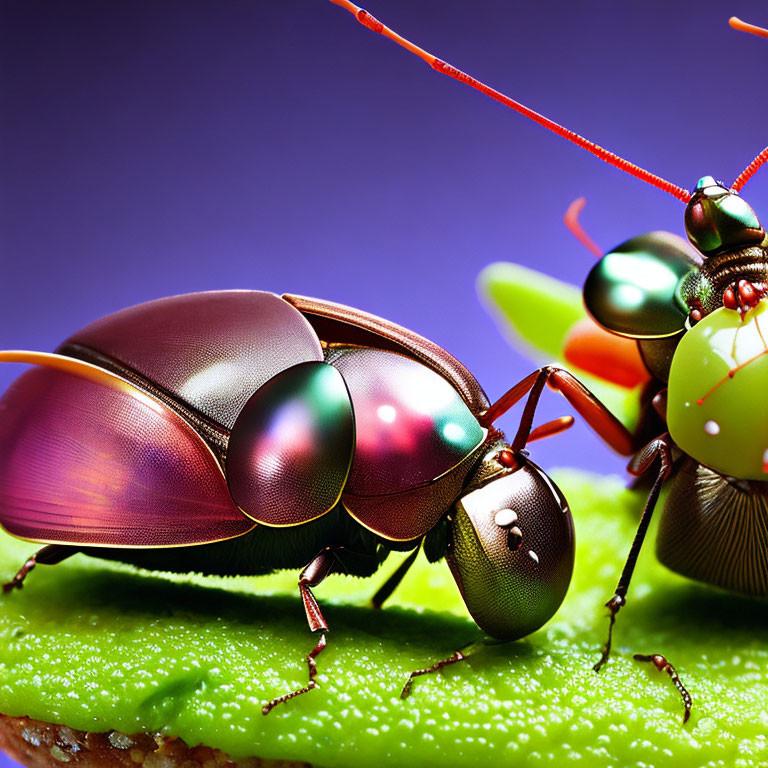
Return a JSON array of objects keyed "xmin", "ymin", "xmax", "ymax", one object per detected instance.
[{"xmin": 480, "ymin": 366, "xmax": 637, "ymax": 455}]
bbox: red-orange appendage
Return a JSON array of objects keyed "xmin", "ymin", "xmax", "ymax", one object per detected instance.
[
  {"xmin": 564, "ymin": 198, "xmax": 602, "ymax": 258},
  {"xmin": 729, "ymin": 16, "xmax": 768, "ymax": 40},
  {"xmin": 327, "ymin": 0, "xmax": 691, "ymax": 203},
  {"xmin": 564, "ymin": 318, "xmax": 651, "ymax": 389},
  {"xmin": 729, "ymin": 19, "xmax": 768, "ymax": 191},
  {"xmin": 528, "ymin": 415, "xmax": 575, "ymax": 443},
  {"xmin": 732, "ymin": 145, "xmax": 768, "ymax": 193}
]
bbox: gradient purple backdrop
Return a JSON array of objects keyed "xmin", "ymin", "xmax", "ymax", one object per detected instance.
[{"xmin": 1, "ymin": 1, "xmax": 767, "ymax": 763}]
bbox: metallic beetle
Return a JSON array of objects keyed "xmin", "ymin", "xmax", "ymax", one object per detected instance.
[
  {"xmin": 0, "ymin": 290, "xmax": 585, "ymax": 712},
  {"xmin": 325, "ymin": 1, "xmax": 768, "ymax": 723}
]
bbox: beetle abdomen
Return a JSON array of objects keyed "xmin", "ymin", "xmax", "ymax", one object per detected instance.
[
  {"xmin": 58, "ymin": 291, "xmax": 323, "ymax": 430},
  {"xmin": 657, "ymin": 460, "xmax": 768, "ymax": 597},
  {"xmin": 84, "ymin": 504, "xmax": 386, "ymax": 577}
]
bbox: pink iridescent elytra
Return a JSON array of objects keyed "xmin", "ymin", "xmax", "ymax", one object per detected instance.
[
  {"xmin": 0, "ymin": 287, "xmax": 578, "ymax": 718},
  {"xmin": 0, "ymin": 366, "xmax": 253, "ymax": 547},
  {"xmin": 0, "ymin": 290, "xmax": 493, "ymax": 545}
]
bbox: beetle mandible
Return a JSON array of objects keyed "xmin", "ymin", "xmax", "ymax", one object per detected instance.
[
  {"xmin": 0, "ymin": 288, "xmax": 632, "ymax": 713},
  {"xmin": 324, "ymin": 2, "xmax": 768, "ymax": 722}
]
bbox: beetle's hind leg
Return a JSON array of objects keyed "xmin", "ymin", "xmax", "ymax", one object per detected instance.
[
  {"xmin": 262, "ymin": 549, "xmax": 335, "ymax": 715},
  {"xmin": 3, "ymin": 545, "xmax": 76, "ymax": 593},
  {"xmin": 634, "ymin": 653, "xmax": 692, "ymax": 724}
]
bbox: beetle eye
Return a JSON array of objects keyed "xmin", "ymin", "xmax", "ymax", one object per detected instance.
[
  {"xmin": 506, "ymin": 526, "xmax": 523, "ymax": 551},
  {"xmin": 493, "ymin": 508, "xmax": 518, "ymax": 527}
]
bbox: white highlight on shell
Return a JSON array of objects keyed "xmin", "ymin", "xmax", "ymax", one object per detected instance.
[
  {"xmin": 494, "ymin": 508, "xmax": 518, "ymax": 528},
  {"xmin": 528, "ymin": 550, "xmax": 539, "ymax": 564},
  {"xmin": 377, "ymin": 404, "xmax": 397, "ymax": 423},
  {"xmin": 704, "ymin": 420, "xmax": 720, "ymax": 436}
]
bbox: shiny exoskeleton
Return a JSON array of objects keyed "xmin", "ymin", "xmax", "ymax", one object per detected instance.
[
  {"xmin": 583, "ymin": 179, "xmax": 768, "ymax": 599},
  {"xmin": 0, "ymin": 290, "xmax": 591, "ymax": 713},
  {"xmin": 325, "ymin": 0, "xmax": 768, "ymax": 724}
]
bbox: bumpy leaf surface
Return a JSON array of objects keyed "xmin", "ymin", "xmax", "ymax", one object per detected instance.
[{"xmin": 0, "ymin": 472, "xmax": 766, "ymax": 767}]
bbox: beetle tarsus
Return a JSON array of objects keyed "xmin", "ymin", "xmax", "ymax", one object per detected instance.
[
  {"xmin": 593, "ymin": 593, "xmax": 625, "ymax": 672},
  {"xmin": 634, "ymin": 653, "xmax": 692, "ymax": 724},
  {"xmin": 400, "ymin": 650, "xmax": 466, "ymax": 699},
  {"xmin": 262, "ymin": 633, "xmax": 327, "ymax": 715},
  {"xmin": 2, "ymin": 545, "xmax": 74, "ymax": 595},
  {"xmin": 2, "ymin": 556, "xmax": 36, "ymax": 594}
]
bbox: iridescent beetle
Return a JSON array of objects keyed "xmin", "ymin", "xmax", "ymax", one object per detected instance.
[
  {"xmin": 326, "ymin": 3, "xmax": 768, "ymax": 722},
  {"xmin": 0, "ymin": 290, "xmax": 632, "ymax": 713}
]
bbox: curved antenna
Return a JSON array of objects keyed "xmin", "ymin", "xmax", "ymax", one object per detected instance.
[
  {"xmin": 328, "ymin": 0, "xmax": 691, "ymax": 203},
  {"xmin": 729, "ymin": 16, "xmax": 768, "ymax": 40},
  {"xmin": 563, "ymin": 197, "xmax": 603, "ymax": 258},
  {"xmin": 729, "ymin": 18, "xmax": 768, "ymax": 192}
]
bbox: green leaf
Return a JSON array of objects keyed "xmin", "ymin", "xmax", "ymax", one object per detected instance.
[
  {"xmin": 478, "ymin": 262, "xmax": 641, "ymax": 431},
  {"xmin": 0, "ymin": 471, "xmax": 765, "ymax": 767}
]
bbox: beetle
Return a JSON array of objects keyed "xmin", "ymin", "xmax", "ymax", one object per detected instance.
[
  {"xmin": 0, "ymin": 289, "xmax": 636, "ymax": 713},
  {"xmin": 324, "ymin": 2, "xmax": 768, "ymax": 722}
]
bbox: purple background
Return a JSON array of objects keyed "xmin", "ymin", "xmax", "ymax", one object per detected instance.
[{"xmin": 1, "ymin": 1, "xmax": 767, "ymax": 762}]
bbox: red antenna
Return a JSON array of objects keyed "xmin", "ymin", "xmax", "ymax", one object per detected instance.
[
  {"xmin": 563, "ymin": 198, "xmax": 602, "ymax": 258},
  {"xmin": 729, "ymin": 18, "xmax": 768, "ymax": 192},
  {"xmin": 327, "ymin": 0, "xmax": 692, "ymax": 204}
]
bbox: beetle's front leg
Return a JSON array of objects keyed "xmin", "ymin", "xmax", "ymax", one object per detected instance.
[
  {"xmin": 262, "ymin": 549, "xmax": 336, "ymax": 715},
  {"xmin": 400, "ymin": 649, "xmax": 468, "ymax": 699},
  {"xmin": 3, "ymin": 545, "xmax": 75, "ymax": 594}
]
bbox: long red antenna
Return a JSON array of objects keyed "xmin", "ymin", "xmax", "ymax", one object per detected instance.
[
  {"xmin": 327, "ymin": 0, "xmax": 691, "ymax": 204},
  {"xmin": 729, "ymin": 18, "xmax": 768, "ymax": 192},
  {"xmin": 732, "ymin": 146, "xmax": 768, "ymax": 192}
]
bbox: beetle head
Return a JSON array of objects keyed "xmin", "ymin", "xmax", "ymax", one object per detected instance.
[
  {"xmin": 446, "ymin": 450, "xmax": 574, "ymax": 640},
  {"xmin": 684, "ymin": 176, "xmax": 764, "ymax": 256}
]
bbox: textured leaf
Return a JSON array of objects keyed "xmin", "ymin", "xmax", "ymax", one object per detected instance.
[
  {"xmin": 478, "ymin": 262, "xmax": 641, "ymax": 430},
  {"xmin": 0, "ymin": 471, "xmax": 765, "ymax": 767}
]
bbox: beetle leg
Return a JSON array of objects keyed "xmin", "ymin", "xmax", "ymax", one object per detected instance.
[
  {"xmin": 262, "ymin": 549, "xmax": 336, "ymax": 715},
  {"xmin": 400, "ymin": 649, "xmax": 467, "ymax": 700},
  {"xmin": 634, "ymin": 653, "xmax": 692, "ymax": 724},
  {"xmin": 481, "ymin": 366, "xmax": 636, "ymax": 455},
  {"xmin": 593, "ymin": 435, "xmax": 673, "ymax": 672},
  {"xmin": 3, "ymin": 545, "xmax": 75, "ymax": 594},
  {"xmin": 370, "ymin": 543, "xmax": 421, "ymax": 610}
]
